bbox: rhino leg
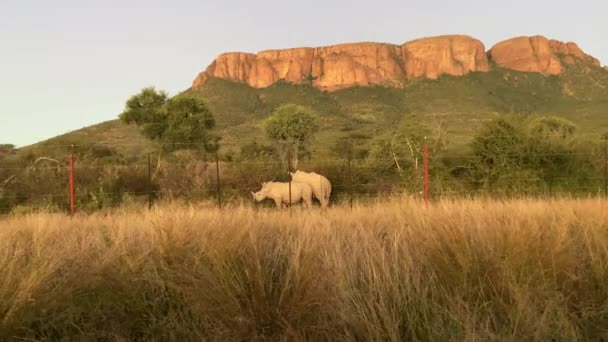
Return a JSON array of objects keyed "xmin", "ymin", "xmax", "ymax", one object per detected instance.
[
  {"xmin": 320, "ymin": 195, "xmax": 329, "ymax": 208},
  {"xmin": 273, "ymin": 197, "xmax": 283, "ymax": 208}
]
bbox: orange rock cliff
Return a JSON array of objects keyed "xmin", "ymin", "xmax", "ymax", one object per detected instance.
[{"xmin": 192, "ymin": 35, "xmax": 602, "ymax": 91}]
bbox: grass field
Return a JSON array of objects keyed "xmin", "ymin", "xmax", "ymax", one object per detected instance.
[{"xmin": 1, "ymin": 197, "xmax": 608, "ymax": 341}]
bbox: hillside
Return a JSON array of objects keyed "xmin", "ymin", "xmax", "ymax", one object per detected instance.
[
  {"xmin": 7, "ymin": 34, "xmax": 608, "ymax": 163},
  {"xmin": 193, "ymin": 56, "xmax": 608, "ymax": 157}
]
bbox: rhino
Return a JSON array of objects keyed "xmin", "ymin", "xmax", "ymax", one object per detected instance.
[
  {"xmin": 289, "ymin": 170, "xmax": 332, "ymax": 208},
  {"xmin": 251, "ymin": 181, "xmax": 313, "ymax": 208}
]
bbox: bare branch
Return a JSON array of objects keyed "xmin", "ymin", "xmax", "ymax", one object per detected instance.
[
  {"xmin": 1, "ymin": 175, "xmax": 16, "ymax": 187},
  {"xmin": 390, "ymin": 133, "xmax": 404, "ymax": 178}
]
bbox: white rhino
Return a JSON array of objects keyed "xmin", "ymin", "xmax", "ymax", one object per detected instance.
[
  {"xmin": 251, "ymin": 181, "xmax": 313, "ymax": 208},
  {"xmin": 289, "ymin": 170, "xmax": 332, "ymax": 208}
]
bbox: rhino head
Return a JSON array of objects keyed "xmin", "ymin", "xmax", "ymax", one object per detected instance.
[{"xmin": 252, "ymin": 182, "xmax": 269, "ymax": 202}]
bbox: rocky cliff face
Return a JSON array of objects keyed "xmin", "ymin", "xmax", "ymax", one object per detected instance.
[
  {"xmin": 488, "ymin": 36, "xmax": 600, "ymax": 75},
  {"xmin": 401, "ymin": 36, "xmax": 489, "ymax": 79},
  {"xmin": 193, "ymin": 35, "xmax": 601, "ymax": 91}
]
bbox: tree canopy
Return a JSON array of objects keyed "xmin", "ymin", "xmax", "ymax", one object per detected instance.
[
  {"xmin": 119, "ymin": 88, "xmax": 217, "ymax": 153},
  {"xmin": 163, "ymin": 96, "xmax": 217, "ymax": 152},
  {"xmin": 264, "ymin": 104, "xmax": 318, "ymax": 142},
  {"xmin": 264, "ymin": 104, "xmax": 318, "ymax": 168},
  {"xmin": 469, "ymin": 115, "xmax": 591, "ymax": 192}
]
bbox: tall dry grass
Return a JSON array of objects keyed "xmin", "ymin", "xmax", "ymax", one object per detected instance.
[{"xmin": 1, "ymin": 197, "xmax": 607, "ymax": 341}]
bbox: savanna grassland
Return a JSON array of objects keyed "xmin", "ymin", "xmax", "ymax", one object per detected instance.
[{"xmin": 1, "ymin": 197, "xmax": 608, "ymax": 341}]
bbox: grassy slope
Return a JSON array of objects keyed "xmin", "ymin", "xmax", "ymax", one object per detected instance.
[
  {"xmin": 9, "ymin": 120, "xmax": 158, "ymax": 164},
  {"xmin": 10, "ymin": 62, "xmax": 608, "ymax": 162}
]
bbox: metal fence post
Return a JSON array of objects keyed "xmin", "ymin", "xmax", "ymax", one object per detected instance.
[
  {"xmin": 69, "ymin": 145, "xmax": 76, "ymax": 216},
  {"xmin": 348, "ymin": 149, "xmax": 353, "ymax": 209},
  {"xmin": 604, "ymin": 135, "xmax": 608, "ymax": 198},
  {"xmin": 423, "ymin": 142, "xmax": 429, "ymax": 206},
  {"xmin": 215, "ymin": 151, "xmax": 221, "ymax": 208},
  {"xmin": 148, "ymin": 152, "xmax": 153, "ymax": 209},
  {"xmin": 288, "ymin": 148, "xmax": 292, "ymax": 209}
]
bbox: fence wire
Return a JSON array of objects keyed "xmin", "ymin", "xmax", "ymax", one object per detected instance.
[{"xmin": 1, "ymin": 145, "xmax": 607, "ymax": 214}]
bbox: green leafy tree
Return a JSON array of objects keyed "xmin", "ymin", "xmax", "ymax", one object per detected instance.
[
  {"xmin": 120, "ymin": 88, "xmax": 218, "ymax": 154},
  {"xmin": 528, "ymin": 116, "xmax": 577, "ymax": 140},
  {"xmin": 471, "ymin": 117, "xmax": 529, "ymax": 191},
  {"xmin": 119, "ymin": 87, "xmax": 168, "ymax": 140},
  {"xmin": 264, "ymin": 104, "xmax": 318, "ymax": 168},
  {"xmin": 470, "ymin": 116, "xmax": 594, "ymax": 194},
  {"xmin": 163, "ymin": 96, "xmax": 217, "ymax": 152},
  {"xmin": 525, "ymin": 117, "xmax": 597, "ymax": 191}
]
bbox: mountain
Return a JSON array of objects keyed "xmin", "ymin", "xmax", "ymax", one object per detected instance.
[
  {"xmin": 192, "ymin": 35, "xmax": 601, "ymax": 90},
  {"xmin": 8, "ymin": 34, "xmax": 608, "ymax": 162}
]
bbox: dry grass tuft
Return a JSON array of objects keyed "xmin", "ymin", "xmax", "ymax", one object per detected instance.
[{"xmin": 1, "ymin": 197, "xmax": 607, "ymax": 341}]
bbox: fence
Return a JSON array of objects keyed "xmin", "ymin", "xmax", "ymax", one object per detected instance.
[{"xmin": 0, "ymin": 138, "xmax": 607, "ymax": 214}]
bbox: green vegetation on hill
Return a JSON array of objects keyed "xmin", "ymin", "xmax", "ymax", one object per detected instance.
[
  {"xmin": 12, "ymin": 62, "xmax": 607, "ymax": 162},
  {"xmin": 1, "ymin": 64, "xmax": 607, "ymax": 213},
  {"xmin": 191, "ymin": 63, "xmax": 608, "ymax": 156}
]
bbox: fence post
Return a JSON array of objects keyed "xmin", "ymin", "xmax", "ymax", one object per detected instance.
[
  {"xmin": 604, "ymin": 135, "xmax": 608, "ymax": 198},
  {"xmin": 148, "ymin": 152, "xmax": 153, "ymax": 209},
  {"xmin": 215, "ymin": 150, "xmax": 221, "ymax": 209},
  {"xmin": 424, "ymin": 141, "xmax": 429, "ymax": 206},
  {"xmin": 348, "ymin": 149, "xmax": 353, "ymax": 209},
  {"xmin": 288, "ymin": 148, "xmax": 292, "ymax": 209},
  {"xmin": 69, "ymin": 145, "xmax": 76, "ymax": 216},
  {"xmin": 487, "ymin": 167, "xmax": 492, "ymax": 196}
]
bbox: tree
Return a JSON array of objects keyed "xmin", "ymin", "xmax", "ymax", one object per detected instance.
[
  {"xmin": 264, "ymin": 104, "xmax": 318, "ymax": 169},
  {"xmin": 527, "ymin": 116, "xmax": 577, "ymax": 140},
  {"xmin": 119, "ymin": 88, "xmax": 218, "ymax": 154},
  {"xmin": 366, "ymin": 117, "xmax": 441, "ymax": 176},
  {"xmin": 470, "ymin": 116, "xmax": 591, "ymax": 193},
  {"xmin": 470, "ymin": 117, "xmax": 528, "ymax": 190},
  {"xmin": 163, "ymin": 96, "xmax": 217, "ymax": 152},
  {"xmin": 119, "ymin": 87, "xmax": 168, "ymax": 140}
]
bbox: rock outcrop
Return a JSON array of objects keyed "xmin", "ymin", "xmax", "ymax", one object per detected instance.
[
  {"xmin": 193, "ymin": 35, "xmax": 489, "ymax": 90},
  {"xmin": 401, "ymin": 35, "xmax": 489, "ymax": 79},
  {"xmin": 488, "ymin": 36, "xmax": 600, "ymax": 75},
  {"xmin": 193, "ymin": 35, "xmax": 602, "ymax": 90}
]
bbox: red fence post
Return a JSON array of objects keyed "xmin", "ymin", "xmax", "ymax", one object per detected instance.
[
  {"xmin": 69, "ymin": 146, "xmax": 76, "ymax": 215},
  {"xmin": 424, "ymin": 143, "xmax": 430, "ymax": 206}
]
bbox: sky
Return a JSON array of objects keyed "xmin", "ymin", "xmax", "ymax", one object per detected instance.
[{"xmin": 1, "ymin": 0, "xmax": 606, "ymax": 147}]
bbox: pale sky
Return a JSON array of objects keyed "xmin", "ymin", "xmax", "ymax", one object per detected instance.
[{"xmin": 1, "ymin": 0, "xmax": 606, "ymax": 147}]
